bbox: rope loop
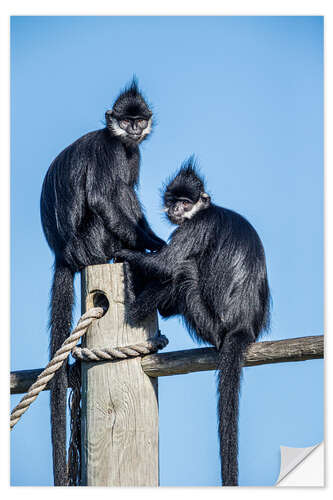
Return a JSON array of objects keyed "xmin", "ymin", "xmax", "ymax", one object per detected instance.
[
  {"xmin": 72, "ymin": 332, "xmax": 168, "ymax": 362},
  {"xmin": 10, "ymin": 307, "xmax": 104, "ymax": 430},
  {"xmin": 10, "ymin": 307, "xmax": 168, "ymax": 430}
]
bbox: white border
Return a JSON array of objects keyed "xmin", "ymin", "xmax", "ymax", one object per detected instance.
[{"xmin": 2, "ymin": 1, "xmax": 331, "ymax": 498}]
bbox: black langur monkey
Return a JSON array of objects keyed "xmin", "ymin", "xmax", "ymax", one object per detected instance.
[
  {"xmin": 115, "ymin": 160, "xmax": 270, "ymax": 486},
  {"xmin": 40, "ymin": 79, "xmax": 165, "ymax": 486}
]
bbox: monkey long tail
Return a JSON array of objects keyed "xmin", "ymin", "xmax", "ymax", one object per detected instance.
[
  {"xmin": 49, "ymin": 260, "xmax": 75, "ymax": 486},
  {"xmin": 217, "ymin": 330, "xmax": 254, "ymax": 486}
]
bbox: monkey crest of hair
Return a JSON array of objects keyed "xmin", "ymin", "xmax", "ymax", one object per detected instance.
[
  {"xmin": 105, "ymin": 77, "xmax": 153, "ymax": 146},
  {"xmin": 163, "ymin": 158, "xmax": 205, "ymax": 207},
  {"xmin": 112, "ymin": 78, "xmax": 152, "ymax": 120},
  {"xmin": 40, "ymin": 78, "xmax": 164, "ymax": 486},
  {"xmin": 115, "ymin": 159, "xmax": 270, "ymax": 486}
]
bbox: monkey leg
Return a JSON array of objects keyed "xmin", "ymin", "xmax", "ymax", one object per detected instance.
[
  {"xmin": 175, "ymin": 260, "xmax": 223, "ymax": 347},
  {"xmin": 126, "ymin": 280, "xmax": 174, "ymax": 324},
  {"xmin": 62, "ymin": 220, "xmax": 113, "ymax": 270}
]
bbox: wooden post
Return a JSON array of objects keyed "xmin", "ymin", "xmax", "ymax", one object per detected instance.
[{"xmin": 80, "ymin": 263, "xmax": 159, "ymax": 486}]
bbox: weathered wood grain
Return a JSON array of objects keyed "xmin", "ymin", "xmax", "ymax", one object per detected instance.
[
  {"xmin": 10, "ymin": 368, "xmax": 46, "ymax": 394},
  {"xmin": 80, "ymin": 263, "xmax": 159, "ymax": 486},
  {"xmin": 141, "ymin": 335, "xmax": 324, "ymax": 377}
]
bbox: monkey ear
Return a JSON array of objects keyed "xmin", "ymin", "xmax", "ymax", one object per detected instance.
[{"xmin": 200, "ymin": 192, "xmax": 211, "ymax": 204}]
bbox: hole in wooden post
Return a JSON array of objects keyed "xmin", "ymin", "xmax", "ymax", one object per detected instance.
[{"xmin": 93, "ymin": 291, "xmax": 109, "ymax": 316}]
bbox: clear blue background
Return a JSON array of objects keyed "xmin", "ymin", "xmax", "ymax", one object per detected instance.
[{"xmin": 10, "ymin": 16, "xmax": 323, "ymax": 486}]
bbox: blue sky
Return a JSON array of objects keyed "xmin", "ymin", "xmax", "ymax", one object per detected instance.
[{"xmin": 10, "ymin": 16, "xmax": 323, "ymax": 486}]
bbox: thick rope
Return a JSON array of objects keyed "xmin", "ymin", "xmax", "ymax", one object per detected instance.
[
  {"xmin": 10, "ymin": 307, "xmax": 104, "ymax": 430},
  {"xmin": 71, "ymin": 332, "xmax": 168, "ymax": 362},
  {"xmin": 11, "ymin": 303, "xmax": 168, "ymax": 486}
]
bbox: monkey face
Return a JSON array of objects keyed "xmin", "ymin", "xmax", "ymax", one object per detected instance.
[
  {"xmin": 118, "ymin": 116, "xmax": 152, "ymax": 142},
  {"xmin": 106, "ymin": 112, "xmax": 152, "ymax": 145},
  {"xmin": 106, "ymin": 81, "xmax": 153, "ymax": 146},
  {"xmin": 166, "ymin": 198, "xmax": 195, "ymax": 225},
  {"xmin": 166, "ymin": 193, "xmax": 211, "ymax": 225},
  {"xmin": 163, "ymin": 160, "xmax": 211, "ymax": 224}
]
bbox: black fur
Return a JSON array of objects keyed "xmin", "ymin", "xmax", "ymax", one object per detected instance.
[
  {"xmin": 40, "ymin": 79, "xmax": 164, "ymax": 485},
  {"xmin": 116, "ymin": 159, "xmax": 270, "ymax": 486}
]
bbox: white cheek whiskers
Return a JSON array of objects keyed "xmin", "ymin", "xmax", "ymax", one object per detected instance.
[
  {"xmin": 110, "ymin": 116, "xmax": 152, "ymax": 143},
  {"xmin": 109, "ymin": 117, "xmax": 127, "ymax": 137},
  {"xmin": 140, "ymin": 117, "xmax": 152, "ymax": 140},
  {"xmin": 183, "ymin": 198, "xmax": 209, "ymax": 220}
]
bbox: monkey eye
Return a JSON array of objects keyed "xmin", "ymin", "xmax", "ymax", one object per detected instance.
[
  {"xmin": 119, "ymin": 120, "xmax": 130, "ymax": 129},
  {"xmin": 137, "ymin": 119, "xmax": 148, "ymax": 128},
  {"xmin": 182, "ymin": 200, "xmax": 190, "ymax": 206}
]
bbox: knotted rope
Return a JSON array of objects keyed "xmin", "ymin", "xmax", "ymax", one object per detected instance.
[
  {"xmin": 71, "ymin": 334, "xmax": 168, "ymax": 362},
  {"xmin": 11, "ymin": 304, "xmax": 168, "ymax": 486},
  {"xmin": 10, "ymin": 307, "xmax": 168, "ymax": 431},
  {"xmin": 10, "ymin": 307, "xmax": 104, "ymax": 430}
]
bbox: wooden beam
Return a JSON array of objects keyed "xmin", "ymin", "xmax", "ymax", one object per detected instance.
[
  {"xmin": 11, "ymin": 368, "xmax": 48, "ymax": 395},
  {"xmin": 80, "ymin": 263, "xmax": 159, "ymax": 486},
  {"xmin": 10, "ymin": 335, "xmax": 324, "ymax": 394},
  {"xmin": 141, "ymin": 335, "xmax": 324, "ymax": 377}
]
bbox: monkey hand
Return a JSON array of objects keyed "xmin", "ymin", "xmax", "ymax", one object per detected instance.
[
  {"xmin": 147, "ymin": 238, "xmax": 166, "ymax": 252},
  {"xmin": 115, "ymin": 249, "xmax": 140, "ymax": 263}
]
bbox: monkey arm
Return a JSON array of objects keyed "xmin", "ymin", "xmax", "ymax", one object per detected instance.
[
  {"xmin": 114, "ymin": 182, "xmax": 165, "ymax": 250},
  {"xmin": 137, "ymin": 215, "xmax": 166, "ymax": 250},
  {"xmin": 86, "ymin": 172, "xmax": 161, "ymax": 251},
  {"xmin": 115, "ymin": 221, "xmax": 204, "ymax": 279},
  {"xmin": 126, "ymin": 280, "xmax": 176, "ymax": 322},
  {"xmin": 108, "ymin": 202, "xmax": 160, "ymax": 251},
  {"xmin": 119, "ymin": 249, "xmax": 222, "ymax": 342},
  {"xmin": 115, "ymin": 247, "xmax": 172, "ymax": 278},
  {"xmin": 117, "ymin": 218, "xmax": 222, "ymax": 341}
]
